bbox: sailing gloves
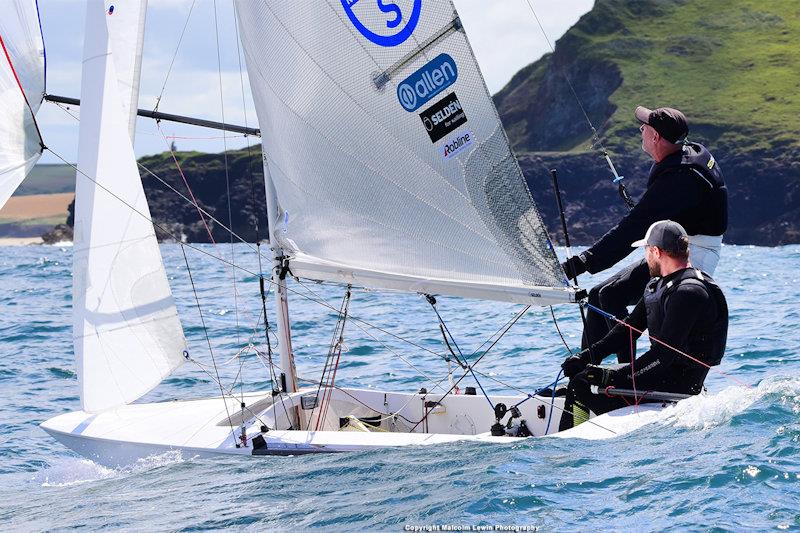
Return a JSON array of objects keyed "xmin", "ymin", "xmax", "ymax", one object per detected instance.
[
  {"xmin": 561, "ymin": 349, "xmax": 591, "ymax": 378},
  {"xmin": 560, "ymin": 251, "xmax": 591, "ymax": 279},
  {"xmin": 585, "ymin": 364, "xmax": 615, "ymax": 387}
]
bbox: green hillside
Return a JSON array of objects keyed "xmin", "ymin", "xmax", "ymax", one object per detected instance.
[
  {"xmin": 495, "ymin": 0, "xmax": 800, "ymax": 154},
  {"xmin": 14, "ymin": 164, "xmax": 75, "ymax": 196},
  {"xmin": 494, "ymin": 0, "xmax": 800, "ymax": 245}
]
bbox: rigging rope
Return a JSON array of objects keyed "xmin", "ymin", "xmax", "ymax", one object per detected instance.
[
  {"xmin": 425, "ymin": 294, "xmax": 494, "ymax": 409},
  {"xmin": 48, "ymin": 99, "xmax": 259, "ymax": 254},
  {"xmin": 153, "ymin": 0, "xmax": 197, "ymax": 114},
  {"xmin": 295, "ymin": 281, "xmax": 446, "ymax": 391},
  {"xmin": 409, "ymin": 305, "xmax": 531, "ymax": 432},
  {"xmin": 309, "ymin": 285, "xmax": 352, "ymax": 431},
  {"xmin": 179, "ymin": 243, "xmax": 238, "ymax": 445},
  {"xmin": 585, "ymin": 303, "xmax": 751, "ymax": 388},
  {"xmin": 156, "ymin": 125, "xmax": 217, "ymax": 243},
  {"xmin": 211, "ymin": 0, "xmax": 242, "ymax": 353},
  {"xmin": 549, "ymin": 305, "xmax": 574, "ymax": 355},
  {"xmin": 520, "ymin": 0, "xmax": 634, "ymax": 209}
]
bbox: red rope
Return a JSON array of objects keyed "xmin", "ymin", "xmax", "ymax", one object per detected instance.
[
  {"xmin": 599, "ymin": 309, "xmax": 751, "ymax": 389},
  {"xmin": 157, "ymin": 125, "xmax": 216, "ymax": 244}
]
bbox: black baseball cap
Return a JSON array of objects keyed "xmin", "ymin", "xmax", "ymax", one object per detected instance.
[
  {"xmin": 635, "ymin": 106, "xmax": 689, "ymax": 144},
  {"xmin": 631, "ymin": 220, "xmax": 689, "ymax": 254}
]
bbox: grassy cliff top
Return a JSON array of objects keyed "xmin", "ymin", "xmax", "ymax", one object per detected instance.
[{"xmin": 496, "ymin": 0, "xmax": 800, "ymax": 153}]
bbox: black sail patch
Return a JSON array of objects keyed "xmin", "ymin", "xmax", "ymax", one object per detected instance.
[{"xmin": 419, "ymin": 92, "xmax": 468, "ymax": 143}]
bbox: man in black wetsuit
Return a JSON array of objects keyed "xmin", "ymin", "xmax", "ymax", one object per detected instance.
[
  {"xmin": 561, "ymin": 106, "xmax": 727, "ymax": 363},
  {"xmin": 558, "ymin": 220, "xmax": 728, "ymax": 430}
]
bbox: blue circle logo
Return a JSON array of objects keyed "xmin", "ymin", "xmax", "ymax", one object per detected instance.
[
  {"xmin": 341, "ymin": 0, "xmax": 423, "ymax": 48},
  {"xmin": 398, "ymin": 84, "xmax": 417, "ymax": 109}
]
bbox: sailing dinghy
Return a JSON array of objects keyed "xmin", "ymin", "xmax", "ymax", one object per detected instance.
[{"xmin": 31, "ymin": 0, "xmax": 678, "ymax": 466}]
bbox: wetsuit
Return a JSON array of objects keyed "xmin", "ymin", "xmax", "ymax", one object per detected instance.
[
  {"xmin": 564, "ymin": 142, "xmax": 728, "ymax": 362},
  {"xmin": 559, "ymin": 268, "xmax": 728, "ymax": 431}
]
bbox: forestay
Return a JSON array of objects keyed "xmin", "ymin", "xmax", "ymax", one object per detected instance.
[
  {"xmin": 74, "ymin": 0, "xmax": 186, "ymax": 413},
  {"xmin": 0, "ymin": 0, "xmax": 45, "ymax": 209},
  {"xmin": 234, "ymin": 0, "xmax": 574, "ymax": 305}
]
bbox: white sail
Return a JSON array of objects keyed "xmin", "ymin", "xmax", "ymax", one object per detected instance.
[
  {"xmin": 234, "ymin": 1, "xmax": 575, "ymax": 305},
  {"xmin": 104, "ymin": 0, "xmax": 147, "ymax": 138},
  {"xmin": 0, "ymin": 0, "xmax": 45, "ymax": 209},
  {"xmin": 74, "ymin": 0, "xmax": 186, "ymax": 413}
]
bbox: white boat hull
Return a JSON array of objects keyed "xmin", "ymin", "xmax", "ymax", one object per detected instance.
[{"xmin": 41, "ymin": 387, "xmax": 670, "ymax": 467}]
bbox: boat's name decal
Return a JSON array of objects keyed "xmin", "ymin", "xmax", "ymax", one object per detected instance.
[
  {"xmin": 398, "ymin": 54, "xmax": 458, "ymax": 112},
  {"xmin": 341, "ymin": 0, "xmax": 422, "ymax": 48},
  {"xmin": 420, "ymin": 92, "xmax": 467, "ymax": 143}
]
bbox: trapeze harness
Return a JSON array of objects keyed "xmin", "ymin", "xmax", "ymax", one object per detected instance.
[{"xmin": 640, "ymin": 268, "xmax": 728, "ymax": 394}]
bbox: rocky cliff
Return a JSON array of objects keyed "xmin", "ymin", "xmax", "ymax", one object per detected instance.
[{"xmin": 494, "ymin": 0, "xmax": 800, "ymax": 245}]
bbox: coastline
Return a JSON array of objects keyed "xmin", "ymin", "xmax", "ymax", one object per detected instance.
[{"xmin": 0, "ymin": 237, "xmax": 45, "ymax": 246}]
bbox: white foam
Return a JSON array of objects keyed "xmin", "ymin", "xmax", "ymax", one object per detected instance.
[
  {"xmin": 34, "ymin": 458, "xmax": 116, "ymax": 487},
  {"xmin": 34, "ymin": 450, "xmax": 185, "ymax": 487},
  {"xmin": 657, "ymin": 375, "xmax": 800, "ymax": 431}
]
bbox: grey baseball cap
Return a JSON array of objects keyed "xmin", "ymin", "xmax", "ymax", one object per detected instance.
[{"xmin": 631, "ymin": 220, "xmax": 689, "ymax": 254}]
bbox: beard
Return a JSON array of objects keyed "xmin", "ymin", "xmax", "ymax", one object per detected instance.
[{"xmin": 648, "ymin": 258, "xmax": 661, "ymax": 277}]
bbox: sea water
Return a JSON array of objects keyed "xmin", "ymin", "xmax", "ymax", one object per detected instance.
[{"xmin": 0, "ymin": 243, "xmax": 797, "ymax": 531}]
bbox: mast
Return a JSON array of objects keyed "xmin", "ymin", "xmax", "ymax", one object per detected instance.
[{"xmin": 261, "ymin": 155, "xmax": 304, "ymax": 429}]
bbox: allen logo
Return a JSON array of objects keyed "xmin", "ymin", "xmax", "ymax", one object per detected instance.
[
  {"xmin": 397, "ymin": 54, "xmax": 458, "ymax": 112},
  {"xmin": 341, "ymin": 0, "xmax": 422, "ymax": 48}
]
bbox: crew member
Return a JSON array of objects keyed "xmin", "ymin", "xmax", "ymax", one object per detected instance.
[
  {"xmin": 558, "ymin": 220, "xmax": 728, "ymax": 431},
  {"xmin": 562, "ymin": 106, "xmax": 727, "ymax": 362}
]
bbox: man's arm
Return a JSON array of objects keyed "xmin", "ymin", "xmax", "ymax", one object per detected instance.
[
  {"xmin": 611, "ymin": 284, "xmax": 708, "ymax": 385},
  {"xmin": 586, "ymin": 297, "xmax": 647, "ymax": 364},
  {"xmin": 568, "ymin": 171, "xmax": 705, "ymax": 276}
]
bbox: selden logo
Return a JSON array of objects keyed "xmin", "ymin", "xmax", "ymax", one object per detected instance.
[
  {"xmin": 341, "ymin": 0, "xmax": 422, "ymax": 48},
  {"xmin": 420, "ymin": 92, "xmax": 468, "ymax": 143},
  {"xmin": 442, "ymin": 130, "xmax": 473, "ymax": 160},
  {"xmin": 397, "ymin": 54, "xmax": 458, "ymax": 112}
]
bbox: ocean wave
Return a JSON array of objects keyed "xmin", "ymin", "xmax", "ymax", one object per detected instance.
[
  {"xmin": 658, "ymin": 375, "xmax": 800, "ymax": 431},
  {"xmin": 33, "ymin": 451, "xmax": 187, "ymax": 488}
]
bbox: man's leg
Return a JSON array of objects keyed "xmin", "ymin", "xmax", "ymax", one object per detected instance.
[
  {"xmin": 558, "ymin": 371, "xmax": 629, "ymax": 431},
  {"xmin": 581, "ymin": 259, "xmax": 651, "ymax": 363}
]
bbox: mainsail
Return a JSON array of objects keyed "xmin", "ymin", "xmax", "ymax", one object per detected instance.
[
  {"xmin": 0, "ymin": 0, "xmax": 45, "ymax": 209},
  {"xmin": 74, "ymin": 0, "xmax": 186, "ymax": 413},
  {"xmin": 234, "ymin": 1, "xmax": 573, "ymax": 305}
]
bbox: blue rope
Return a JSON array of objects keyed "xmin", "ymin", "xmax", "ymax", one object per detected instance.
[
  {"xmin": 545, "ymin": 369, "xmax": 564, "ymax": 435},
  {"xmin": 586, "ymin": 302, "xmax": 617, "ymax": 321},
  {"xmin": 508, "ymin": 370, "xmax": 565, "ymax": 435},
  {"xmin": 512, "ymin": 372, "xmax": 566, "ymax": 409}
]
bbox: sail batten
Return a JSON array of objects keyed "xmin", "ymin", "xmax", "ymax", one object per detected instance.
[
  {"xmin": 237, "ymin": 1, "xmax": 567, "ymax": 301},
  {"xmin": 74, "ymin": 0, "xmax": 186, "ymax": 413},
  {"xmin": 0, "ymin": 0, "xmax": 45, "ymax": 209}
]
